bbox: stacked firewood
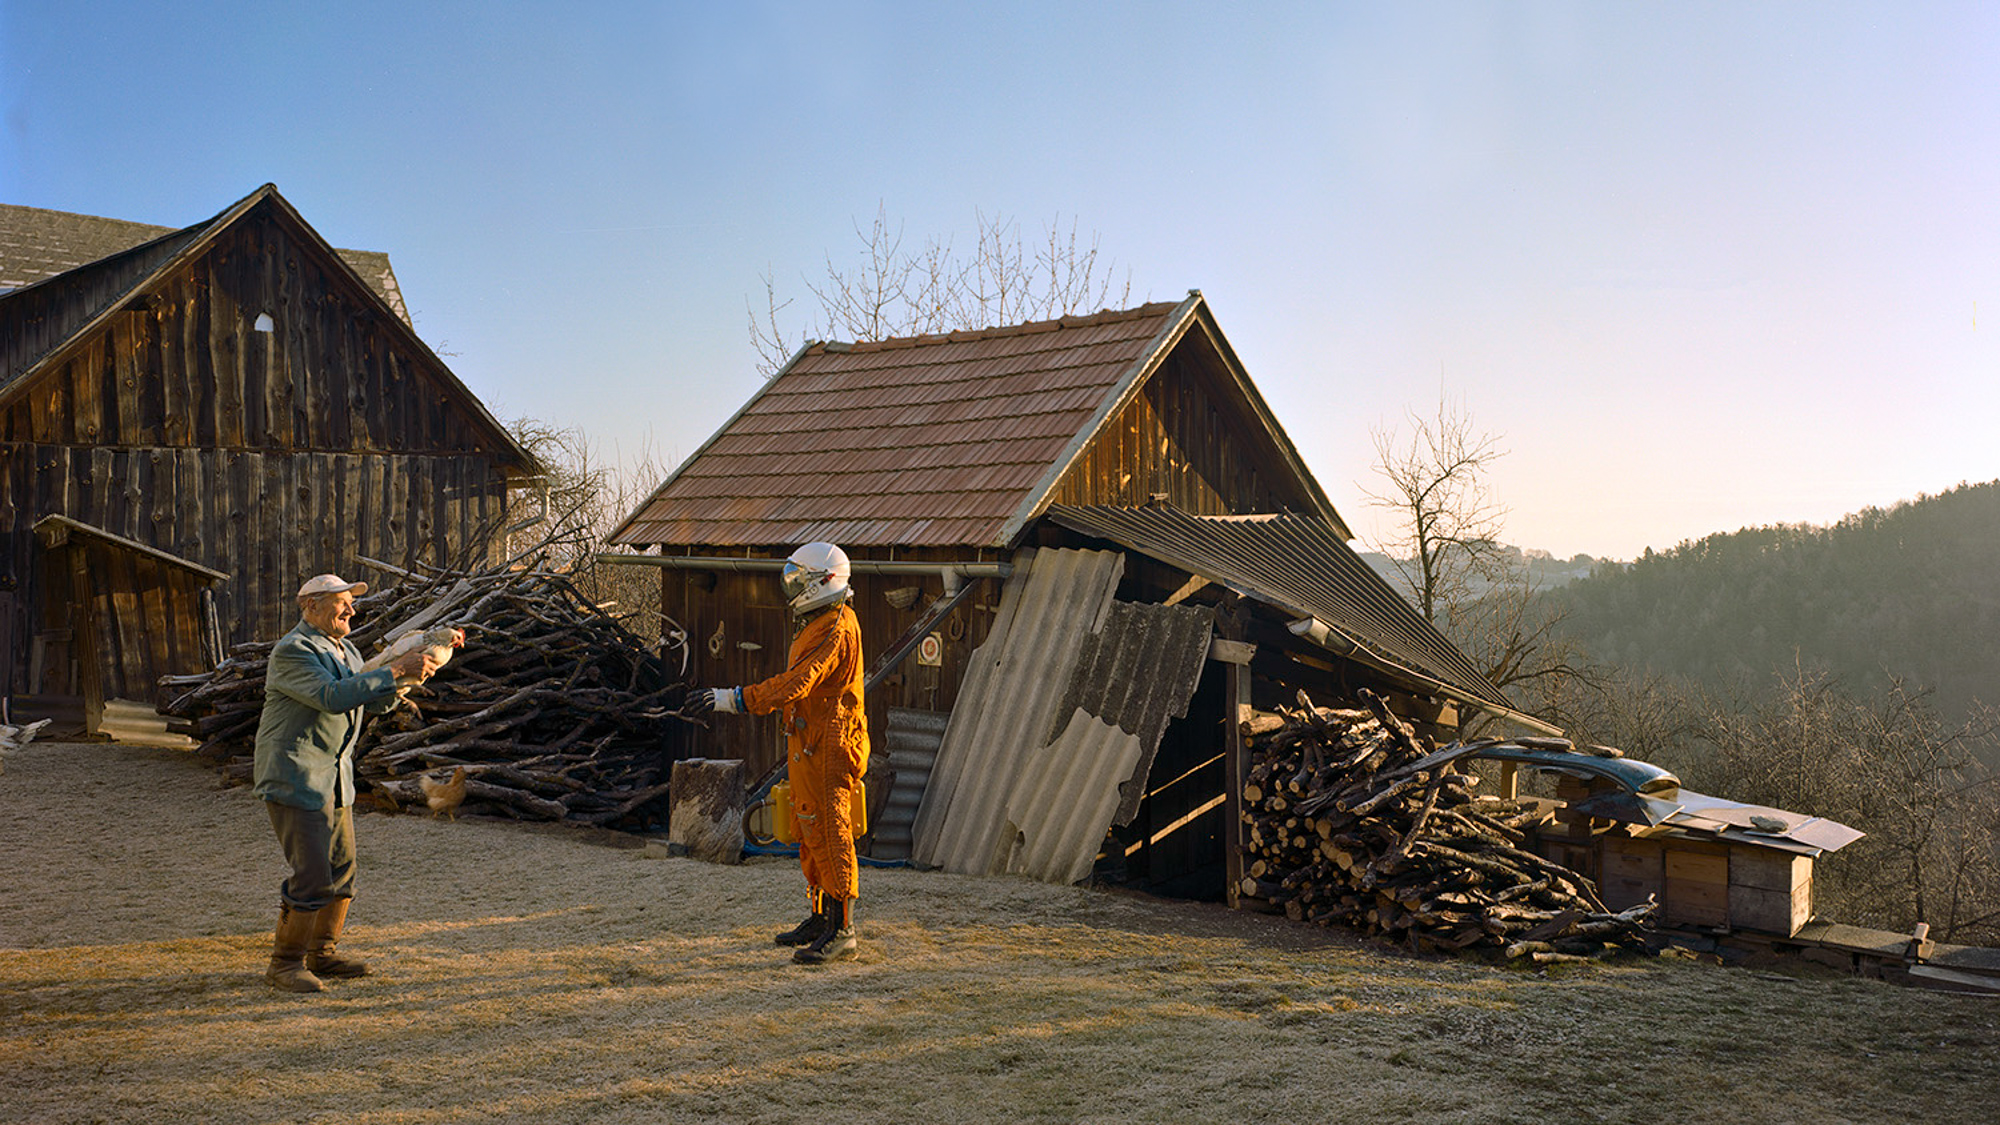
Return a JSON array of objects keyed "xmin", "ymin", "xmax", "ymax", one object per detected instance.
[
  {"xmin": 1238, "ymin": 689, "xmax": 1654, "ymax": 961},
  {"xmin": 157, "ymin": 556, "xmax": 691, "ymax": 831}
]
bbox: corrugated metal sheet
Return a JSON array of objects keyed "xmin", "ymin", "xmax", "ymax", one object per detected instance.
[
  {"xmin": 1051, "ymin": 600, "xmax": 1215, "ymax": 825},
  {"xmin": 1002, "ymin": 711, "xmax": 1143, "ymax": 884},
  {"xmin": 910, "ymin": 547, "xmax": 1214, "ymax": 883},
  {"xmin": 1045, "ymin": 504, "xmax": 1518, "ymax": 715},
  {"xmin": 608, "ymin": 301, "xmax": 1191, "ymax": 549},
  {"xmin": 871, "ymin": 707, "xmax": 948, "ymax": 861},
  {"xmin": 912, "ymin": 547, "xmax": 1125, "ymax": 872}
]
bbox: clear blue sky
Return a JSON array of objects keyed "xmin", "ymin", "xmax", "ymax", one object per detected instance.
[{"xmin": 5, "ymin": 1, "xmax": 1995, "ymax": 560}]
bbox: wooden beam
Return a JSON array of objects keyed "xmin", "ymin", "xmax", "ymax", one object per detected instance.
[
  {"xmin": 66, "ymin": 545, "xmax": 104, "ymax": 735},
  {"xmin": 1221, "ymin": 596, "xmax": 1250, "ymax": 909}
]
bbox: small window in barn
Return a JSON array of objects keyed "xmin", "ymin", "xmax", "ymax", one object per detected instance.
[{"xmin": 254, "ymin": 312, "xmax": 275, "ymax": 332}]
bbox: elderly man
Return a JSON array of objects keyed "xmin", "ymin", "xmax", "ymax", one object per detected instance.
[{"xmin": 254, "ymin": 573, "xmax": 435, "ymax": 993}]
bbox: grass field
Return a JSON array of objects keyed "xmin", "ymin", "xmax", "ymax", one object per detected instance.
[{"xmin": 3, "ymin": 739, "xmax": 1995, "ymax": 1125}]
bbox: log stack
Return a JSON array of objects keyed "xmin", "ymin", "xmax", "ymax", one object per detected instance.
[
  {"xmin": 156, "ymin": 556, "xmax": 691, "ymax": 831},
  {"xmin": 1238, "ymin": 688, "xmax": 1655, "ymax": 961}
]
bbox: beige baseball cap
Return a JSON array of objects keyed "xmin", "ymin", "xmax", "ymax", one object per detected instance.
[{"xmin": 298, "ymin": 574, "xmax": 368, "ymax": 598}]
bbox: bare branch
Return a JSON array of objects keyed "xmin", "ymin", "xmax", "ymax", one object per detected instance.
[{"xmin": 750, "ymin": 206, "xmax": 1136, "ymax": 365}]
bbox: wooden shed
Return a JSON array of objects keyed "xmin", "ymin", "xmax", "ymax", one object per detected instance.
[
  {"xmin": 0, "ymin": 185, "xmax": 534, "ymax": 732},
  {"xmin": 607, "ymin": 292, "xmax": 1543, "ymax": 899}
]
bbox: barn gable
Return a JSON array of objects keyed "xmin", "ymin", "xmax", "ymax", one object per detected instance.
[
  {"xmin": 0, "ymin": 185, "xmax": 532, "ymax": 733},
  {"xmin": 0, "ymin": 185, "xmax": 510, "ymax": 458},
  {"xmin": 608, "ymin": 291, "xmax": 1346, "ymax": 551}
]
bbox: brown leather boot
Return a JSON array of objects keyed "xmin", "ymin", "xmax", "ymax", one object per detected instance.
[
  {"xmin": 266, "ymin": 903, "xmax": 326, "ymax": 993},
  {"xmin": 307, "ymin": 897, "xmax": 370, "ymax": 979}
]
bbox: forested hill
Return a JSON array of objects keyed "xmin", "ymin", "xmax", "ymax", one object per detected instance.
[{"xmin": 1544, "ymin": 479, "xmax": 2000, "ymax": 722}]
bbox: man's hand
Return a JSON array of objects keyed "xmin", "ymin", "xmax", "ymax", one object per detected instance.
[{"xmin": 390, "ymin": 650, "xmax": 438, "ymax": 682}]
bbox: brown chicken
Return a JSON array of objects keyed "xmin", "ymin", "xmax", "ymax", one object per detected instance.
[{"xmin": 419, "ymin": 766, "xmax": 468, "ymax": 820}]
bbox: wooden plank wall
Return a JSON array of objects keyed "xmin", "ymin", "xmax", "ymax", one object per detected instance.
[
  {"xmin": 0, "ymin": 211, "xmax": 499, "ymax": 458},
  {"xmin": 32, "ymin": 539, "xmax": 215, "ymax": 701},
  {"xmin": 0, "ymin": 205, "xmax": 516, "ymax": 688},
  {"xmin": 0, "ymin": 446, "xmax": 507, "ymax": 671},
  {"xmin": 0, "ymin": 235, "xmax": 193, "ymax": 387},
  {"xmin": 1044, "ymin": 349, "xmax": 1311, "ymax": 515},
  {"xmin": 661, "ymin": 547, "xmax": 1007, "ymax": 783}
]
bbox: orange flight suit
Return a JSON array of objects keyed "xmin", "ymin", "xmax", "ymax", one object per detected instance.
[{"xmin": 742, "ymin": 603, "xmax": 870, "ymax": 902}]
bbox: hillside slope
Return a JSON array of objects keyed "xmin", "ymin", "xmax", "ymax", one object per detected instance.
[{"xmin": 1544, "ymin": 480, "xmax": 2000, "ymax": 721}]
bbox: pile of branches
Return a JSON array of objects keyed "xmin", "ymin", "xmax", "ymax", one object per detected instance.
[
  {"xmin": 1239, "ymin": 688, "xmax": 1654, "ymax": 962},
  {"xmin": 157, "ymin": 555, "xmax": 692, "ymax": 831}
]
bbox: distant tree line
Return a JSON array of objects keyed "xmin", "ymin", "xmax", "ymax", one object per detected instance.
[
  {"xmin": 1365, "ymin": 405, "xmax": 2000, "ymax": 943},
  {"xmin": 1544, "ymin": 479, "xmax": 2000, "ymax": 729}
]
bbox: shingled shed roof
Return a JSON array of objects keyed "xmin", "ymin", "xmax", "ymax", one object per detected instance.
[
  {"xmin": 609, "ymin": 291, "xmax": 1346, "ymax": 550},
  {"xmin": 0, "ymin": 199, "xmax": 411, "ymax": 324}
]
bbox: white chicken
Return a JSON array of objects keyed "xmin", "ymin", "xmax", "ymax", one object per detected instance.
[
  {"xmin": 358, "ymin": 625, "xmax": 466, "ymax": 697},
  {"xmin": 0, "ymin": 718, "xmax": 51, "ymax": 775}
]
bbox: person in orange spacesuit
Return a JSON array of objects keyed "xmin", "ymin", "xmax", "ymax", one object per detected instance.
[{"xmin": 687, "ymin": 542, "xmax": 870, "ymax": 964}]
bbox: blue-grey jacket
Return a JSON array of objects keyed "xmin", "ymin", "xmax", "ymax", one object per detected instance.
[{"xmin": 252, "ymin": 619, "xmax": 402, "ymax": 810}]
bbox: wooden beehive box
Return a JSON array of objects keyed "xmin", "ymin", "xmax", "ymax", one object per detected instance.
[
  {"xmin": 1592, "ymin": 831, "xmax": 1814, "ymax": 936},
  {"xmin": 1598, "ymin": 833, "xmax": 1663, "ymax": 912},
  {"xmin": 1662, "ymin": 838, "xmax": 1731, "ymax": 928},
  {"xmin": 1727, "ymin": 845, "xmax": 1813, "ymax": 937}
]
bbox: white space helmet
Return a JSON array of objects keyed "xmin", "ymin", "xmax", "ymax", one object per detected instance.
[{"xmin": 782, "ymin": 541, "xmax": 852, "ymax": 617}]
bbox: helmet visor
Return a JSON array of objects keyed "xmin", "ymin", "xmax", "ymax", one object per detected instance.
[{"xmin": 781, "ymin": 561, "xmax": 816, "ymax": 603}]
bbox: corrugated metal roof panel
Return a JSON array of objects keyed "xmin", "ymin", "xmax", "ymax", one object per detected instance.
[
  {"xmin": 1052, "ymin": 600, "xmax": 1215, "ymax": 825},
  {"xmin": 1045, "ymin": 503, "xmax": 1517, "ymax": 715},
  {"xmin": 1002, "ymin": 712, "xmax": 1144, "ymax": 885}
]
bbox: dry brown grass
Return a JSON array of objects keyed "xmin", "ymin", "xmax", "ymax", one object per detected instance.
[{"xmin": 3, "ymin": 740, "xmax": 1996, "ymax": 1125}]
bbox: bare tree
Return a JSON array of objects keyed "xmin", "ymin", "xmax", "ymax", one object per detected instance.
[
  {"xmin": 749, "ymin": 205, "xmax": 1133, "ymax": 376},
  {"xmin": 1361, "ymin": 394, "xmax": 1509, "ymax": 624},
  {"xmin": 504, "ymin": 416, "xmax": 672, "ymax": 642},
  {"xmin": 1361, "ymin": 394, "xmax": 1593, "ymax": 736},
  {"xmin": 1687, "ymin": 664, "xmax": 2000, "ymax": 942}
]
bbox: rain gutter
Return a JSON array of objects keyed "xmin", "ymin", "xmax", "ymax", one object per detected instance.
[{"xmin": 594, "ymin": 553, "xmax": 1011, "ymax": 592}]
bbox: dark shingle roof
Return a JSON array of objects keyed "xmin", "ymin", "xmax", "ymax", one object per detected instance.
[{"xmin": 0, "ymin": 200, "xmax": 410, "ymax": 324}]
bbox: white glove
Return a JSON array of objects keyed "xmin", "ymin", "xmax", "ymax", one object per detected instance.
[{"xmin": 711, "ymin": 687, "xmax": 744, "ymax": 714}]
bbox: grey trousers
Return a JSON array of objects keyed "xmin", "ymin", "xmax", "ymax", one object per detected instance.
[{"xmin": 265, "ymin": 800, "xmax": 357, "ymax": 910}]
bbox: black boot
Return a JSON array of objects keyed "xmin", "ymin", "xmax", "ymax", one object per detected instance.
[
  {"xmin": 793, "ymin": 897, "xmax": 857, "ymax": 964},
  {"xmin": 774, "ymin": 889, "xmax": 829, "ymax": 947}
]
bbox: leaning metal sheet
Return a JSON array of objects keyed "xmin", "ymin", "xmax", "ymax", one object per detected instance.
[{"xmin": 910, "ymin": 548, "xmax": 1124, "ymax": 873}]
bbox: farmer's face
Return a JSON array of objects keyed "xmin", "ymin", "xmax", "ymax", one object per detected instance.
[{"xmin": 302, "ymin": 591, "xmax": 357, "ymax": 638}]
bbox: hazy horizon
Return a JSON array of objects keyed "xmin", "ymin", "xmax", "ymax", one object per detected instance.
[{"xmin": 6, "ymin": 3, "xmax": 1995, "ymax": 561}]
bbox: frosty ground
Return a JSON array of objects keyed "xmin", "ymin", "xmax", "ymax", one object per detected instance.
[{"xmin": 2, "ymin": 739, "xmax": 1995, "ymax": 1125}]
